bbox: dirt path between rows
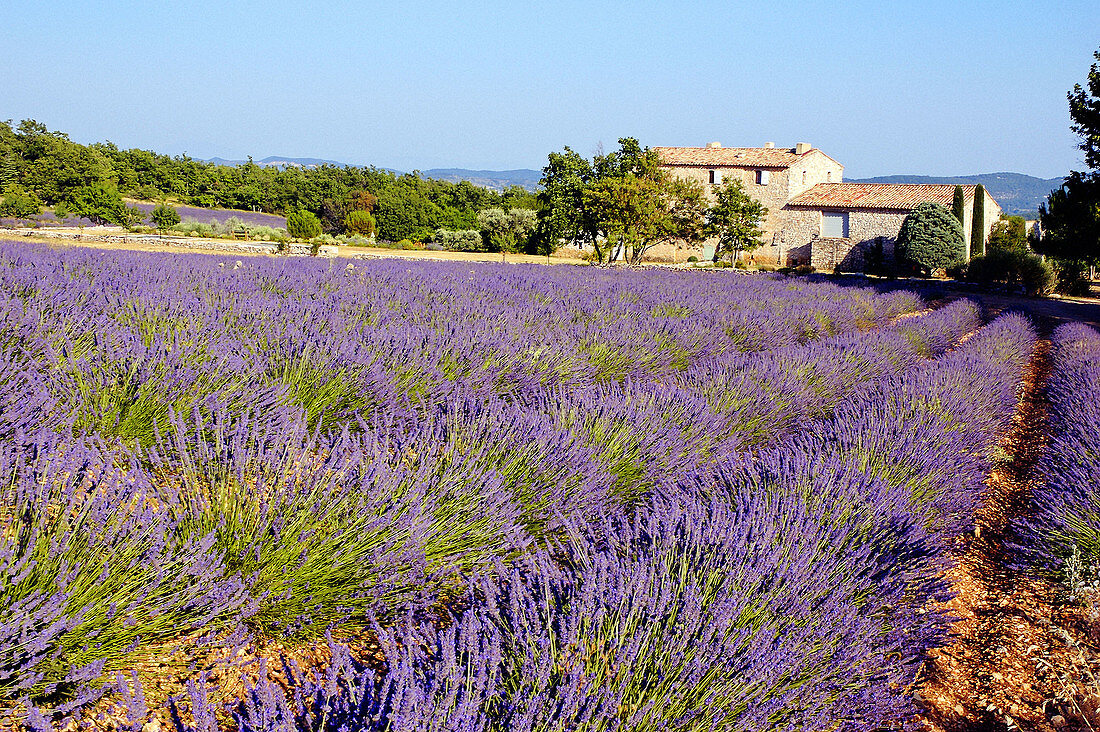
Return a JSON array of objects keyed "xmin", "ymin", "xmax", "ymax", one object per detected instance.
[{"xmin": 918, "ymin": 339, "xmax": 1100, "ymax": 731}]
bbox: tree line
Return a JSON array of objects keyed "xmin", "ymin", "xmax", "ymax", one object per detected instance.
[
  {"xmin": 0, "ymin": 121, "xmax": 768, "ymax": 262},
  {"xmin": 0, "ymin": 120, "xmax": 537, "ymax": 243}
]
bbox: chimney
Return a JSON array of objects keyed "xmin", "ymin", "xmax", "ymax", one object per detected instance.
[
  {"xmin": 706, "ymin": 141, "xmax": 722, "ymax": 148},
  {"xmin": 764, "ymin": 142, "xmax": 775, "ymax": 149},
  {"xmin": 795, "ymin": 142, "xmax": 812, "ymax": 154}
]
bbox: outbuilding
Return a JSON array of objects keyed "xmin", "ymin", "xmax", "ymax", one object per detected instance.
[{"xmin": 780, "ymin": 183, "xmax": 1002, "ymax": 271}]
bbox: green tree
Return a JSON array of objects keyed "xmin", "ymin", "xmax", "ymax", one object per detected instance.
[
  {"xmin": 952, "ymin": 185, "xmax": 966, "ymax": 226},
  {"xmin": 0, "ymin": 152, "xmax": 18, "ymax": 187},
  {"xmin": 343, "ymin": 209, "xmax": 376, "ymax": 236},
  {"xmin": 706, "ymin": 179, "xmax": 768, "ymax": 262},
  {"xmin": 1036, "ymin": 48, "xmax": 1100, "ymax": 270},
  {"xmin": 533, "ymin": 138, "xmax": 661, "ymax": 261},
  {"xmin": 1069, "ymin": 48, "xmax": 1100, "ymax": 170},
  {"xmin": 988, "ymin": 215, "xmax": 1028, "ymax": 253},
  {"xmin": 645, "ymin": 175, "xmax": 709, "ymax": 264},
  {"xmin": 64, "ymin": 182, "xmax": 125, "ymax": 225},
  {"xmin": 971, "ymin": 184, "xmax": 986, "ymax": 257},
  {"xmin": 151, "ymin": 203, "xmax": 181, "ymax": 231},
  {"xmin": 583, "ymin": 174, "xmax": 661, "ymax": 264},
  {"xmin": 1036, "ymin": 172, "xmax": 1100, "ymax": 265},
  {"xmin": 286, "ymin": 209, "xmax": 322, "ymax": 240},
  {"xmin": 0, "ymin": 184, "xmax": 42, "ymax": 218},
  {"xmin": 896, "ymin": 202, "xmax": 966, "ymax": 275},
  {"xmin": 477, "ymin": 207, "xmax": 537, "ymax": 261},
  {"xmin": 532, "ymin": 146, "xmax": 597, "ymax": 256}
]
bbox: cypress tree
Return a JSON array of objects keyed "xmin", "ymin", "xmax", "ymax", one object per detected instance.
[
  {"xmin": 952, "ymin": 185, "xmax": 966, "ymax": 226},
  {"xmin": 971, "ymin": 184, "xmax": 986, "ymax": 257}
]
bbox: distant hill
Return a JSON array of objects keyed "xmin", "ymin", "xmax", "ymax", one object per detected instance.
[
  {"xmin": 847, "ymin": 172, "xmax": 1064, "ymax": 218},
  {"xmin": 203, "ymin": 155, "xmax": 345, "ymax": 169},
  {"xmin": 200, "ymin": 157, "xmax": 542, "ymax": 190},
  {"xmin": 420, "ymin": 168, "xmax": 542, "ymax": 192}
]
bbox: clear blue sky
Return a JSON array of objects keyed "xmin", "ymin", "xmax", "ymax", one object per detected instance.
[{"xmin": 2, "ymin": 0, "xmax": 1097, "ymax": 178}]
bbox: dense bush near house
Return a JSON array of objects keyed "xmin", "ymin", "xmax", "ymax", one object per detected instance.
[
  {"xmin": 964, "ymin": 248, "xmax": 1056, "ymax": 295},
  {"xmin": 897, "ymin": 202, "xmax": 966, "ymax": 275}
]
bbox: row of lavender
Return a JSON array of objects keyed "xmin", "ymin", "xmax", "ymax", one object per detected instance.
[
  {"xmin": 135, "ymin": 314, "xmax": 1036, "ymax": 731},
  {"xmin": 1018, "ymin": 323, "xmax": 1100, "ymax": 589}
]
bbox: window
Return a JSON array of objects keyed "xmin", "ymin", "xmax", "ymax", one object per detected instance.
[
  {"xmin": 822, "ymin": 211, "xmax": 849, "ymax": 238},
  {"xmin": 802, "ymin": 171, "xmax": 807, "ymax": 184},
  {"xmin": 709, "ymin": 169, "xmax": 720, "ymax": 184},
  {"xmin": 827, "ymin": 171, "xmax": 833, "ymax": 182},
  {"xmin": 756, "ymin": 170, "xmax": 770, "ymax": 185}
]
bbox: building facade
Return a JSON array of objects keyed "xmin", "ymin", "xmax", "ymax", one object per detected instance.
[{"xmin": 655, "ymin": 142, "xmax": 1002, "ymax": 269}]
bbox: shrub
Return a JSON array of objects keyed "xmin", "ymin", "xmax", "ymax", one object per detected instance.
[
  {"xmin": 174, "ymin": 221, "xmax": 215, "ymax": 238},
  {"xmin": 344, "ymin": 210, "xmax": 377, "ymax": 236},
  {"xmin": 687, "ymin": 255, "xmax": 699, "ymax": 263},
  {"xmin": 120, "ymin": 205, "xmax": 147, "ymax": 231},
  {"xmin": 1051, "ymin": 258, "xmax": 1092, "ymax": 296},
  {"xmin": 286, "ymin": 209, "xmax": 322, "ymax": 240},
  {"xmin": 896, "ymin": 202, "xmax": 965, "ymax": 275},
  {"xmin": 0, "ymin": 184, "xmax": 42, "ymax": 219},
  {"xmin": 965, "ymin": 248, "xmax": 1056, "ymax": 295},
  {"xmin": 151, "ymin": 203, "xmax": 181, "ymax": 230},
  {"xmin": 862, "ymin": 237, "xmax": 888, "ymax": 276},
  {"xmin": 434, "ymin": 228, "xmax": 484, "ymax": 252}
]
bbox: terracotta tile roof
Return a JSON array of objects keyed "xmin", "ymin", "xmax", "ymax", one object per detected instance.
[
  {"xmin": 655, "ymin": 146, "xmax": 810, "ymax": 168},
  {"xmin": 787, "ymin": 183, "xmax": 971, "ymax": 210}
]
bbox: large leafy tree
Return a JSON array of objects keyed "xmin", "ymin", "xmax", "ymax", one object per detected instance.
[
  {"xmin": 1036, "ymin": 48, "xmax": 1100, "ymax": 267},
  {"xmin": 1036, "ymin": 172, "xmax": 1100, "ymax": 265},
  {"xmin": 538, "ymin": 138, "xmax": 707, "ymax": 264},
  {"xmin": 987, "ymin": 215, "xmax": 1028, "ymax": 253},
  {"xmin": 1069, "ymin": 49, "xmax": 1100, "ymax": 170},
  {"xmin": 706, "ymin": 179, "xmax": 768, "ymax": 262},
  {"xmin": 584, "ymin": 173, "xmax": 661, "ymax": 263},
  {"xmin": 64, "ymin": 182, "xmax": 125, "ymax": 225},
  {"xmin": 896, "ymin": 202, "xmax": 965, "ymax": 275}
]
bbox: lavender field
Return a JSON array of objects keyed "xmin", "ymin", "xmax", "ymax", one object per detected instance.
[
  {"xmin": 0, "ymin": 241, "xmax": 1045, "ymax": 730},
  {"xmin": 127, "ymin": 202, "xmax": 287, "ymax": 228}
]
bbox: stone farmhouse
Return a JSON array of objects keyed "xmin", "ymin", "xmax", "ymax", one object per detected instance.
[{"xmin": 654, "ymin": 142, "xmax": 1001, "ymax": 270}]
